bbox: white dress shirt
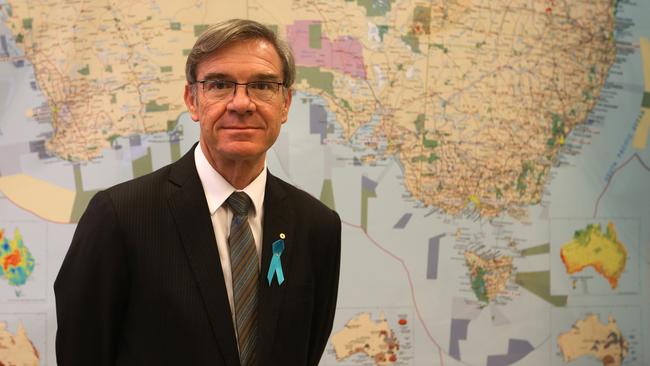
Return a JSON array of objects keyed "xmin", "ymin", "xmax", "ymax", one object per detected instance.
[{"xmin": 194, "ymin": 145, "xmax": 266, "ymax": 323}]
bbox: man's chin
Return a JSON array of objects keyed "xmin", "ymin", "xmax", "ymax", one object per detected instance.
[{"xmin": 216, "ymin": 145, "xmax": 266, "ymax": 163}]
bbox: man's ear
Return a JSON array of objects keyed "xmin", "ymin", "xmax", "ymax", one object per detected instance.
[
  {"xmin": 281, "ymin": 87, "xmax": 293, "ymax": 124},
  {"xmin": 184, "ymin": 84, "xmax": 200, "ymax": 121}
]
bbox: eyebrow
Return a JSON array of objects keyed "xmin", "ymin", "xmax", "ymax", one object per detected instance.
[{"xmin": 200, "ymin": 72, "xmax": 283, "ymax": 82}]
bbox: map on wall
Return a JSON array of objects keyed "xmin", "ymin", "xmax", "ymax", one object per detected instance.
[{"xmin": 0, "ymin": 0, "xmax": 648, "ymax": 364}]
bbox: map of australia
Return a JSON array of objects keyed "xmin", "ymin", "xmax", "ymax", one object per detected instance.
[
  {"xmin": 0, "ymin": 322, "xmax": 39, "ymax": 365},
  {"xmin": 560, "ymin": 221, "xmax": 627, "ymax": 289},
  {"xmin": 0, "ymin": 228, "xmax": 35, "ymax": 287},
  {"xmin": 557, "ymin": 313, "xmax": 628, "ymax": 366},
  {"xmin": 330, "ymin": 312, "xmax": 400, "ymax": 365},
  {"xmin": 4, "ymin": 0, "xmax": 618, "ymax": 218}
]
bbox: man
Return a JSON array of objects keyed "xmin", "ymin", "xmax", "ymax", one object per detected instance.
[{"xmin": 54, "ymin": 19, "xmax": 341, "ymax": 366}]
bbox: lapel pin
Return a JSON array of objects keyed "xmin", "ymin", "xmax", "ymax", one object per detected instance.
[{"xmin": 267, "ymin": 238, "xmax": 285, "ymax": 286}]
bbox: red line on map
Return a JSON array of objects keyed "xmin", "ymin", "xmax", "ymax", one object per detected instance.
[
  {"xmin": 341, "ymin": 220, "xmax": 445, "ymax": 366},
  {"xmin": 593, "ymin": 152, "xmax": 650, "ymax": 217}
]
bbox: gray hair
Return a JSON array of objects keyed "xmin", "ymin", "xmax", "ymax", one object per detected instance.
[{"xmin": 185, "ymin": 19, "xmax": 295, "ymax": 88}]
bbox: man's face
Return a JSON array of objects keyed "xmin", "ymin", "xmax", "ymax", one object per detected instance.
[{"xmin": 184, "ymin": 38, "xmax": 292, "ymax": 168}]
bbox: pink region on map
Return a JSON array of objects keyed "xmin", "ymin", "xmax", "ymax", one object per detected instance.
[{"xmin": 286, "ymin": 20, "xmax": 366, "ymax": 79}]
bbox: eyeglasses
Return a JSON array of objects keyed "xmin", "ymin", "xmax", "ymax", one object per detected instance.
[{"xmin": 195, "ymin": 79, "xmax": 285, "ymax": 102}]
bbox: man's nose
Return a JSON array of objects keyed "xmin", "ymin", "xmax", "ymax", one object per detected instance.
[{"xmin": 228, "ymin": 84, "xmax": 254, "ymax": 113}]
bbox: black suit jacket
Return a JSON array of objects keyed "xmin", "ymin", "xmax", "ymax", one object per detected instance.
[{"xmin": 54, "ymin": 146, "xmax": 341, "ymax": 365}]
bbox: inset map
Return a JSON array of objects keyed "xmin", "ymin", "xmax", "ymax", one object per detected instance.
[
  {"xmin": 323, "ymin": 309, "xmax": 413, "ymax": 366},
  {"xmin": 0, "ymin": 313, "xmax": 46, "ymax": 366},
  {"xmin": 0, "ymin": 227, "xmax": 34, "ymax": 286},
  {"xmin": 0, "ymin": 221, "xmax": 46, "ymax": 300},
  {"xmin": 551, "ymin": 307, "xmax": 641, "ymax": 366},
  {"xmin": 550, "ymin": 218, "xmax": 639, "ymax": 295}
]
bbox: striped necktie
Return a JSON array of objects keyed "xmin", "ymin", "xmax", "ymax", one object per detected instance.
[{"xmin": 227, "ymin": 192, "xmax": 259, "ymax": 366}]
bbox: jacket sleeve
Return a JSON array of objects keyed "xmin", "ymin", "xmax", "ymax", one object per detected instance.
[
  {"xmin": 54, "ymin": 190, "xmax": 129, "ymax": 366},
  {"xmin": 306, "ymin": 209, "xmax": 342, "ymax": 366}
]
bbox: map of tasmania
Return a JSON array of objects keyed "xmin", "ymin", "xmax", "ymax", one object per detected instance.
[
  {"xmin": 464, "ymin": 250, "xmax": 513, "ymax": 304},
  {"xmin": 0, "ymin": 321, "xmax": 39, "ymax": 365},
  {"xmin": 0, "ymin": 228, "xmax": 35, "ymax": 287},
  {"xmin": 4, "ymin": 0, "xmax": 618, "ymax": 218},
  {"xmin": 330, "ymin": 312, "xmax": 400, "ymax": 365},
  {"xmin": 557, "ymin": 314, "xmax": 628, "ymax": 366},
  {"xmin": 560, "ymin": 222, "xmax": 627, "ymax": 289}
]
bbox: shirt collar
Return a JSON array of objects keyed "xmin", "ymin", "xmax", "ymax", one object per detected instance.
[{"xmin": 194, "ymin": 145, "xmax": 266, "ymax": 216}]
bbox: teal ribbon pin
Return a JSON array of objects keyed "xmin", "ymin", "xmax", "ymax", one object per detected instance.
[{"xmin": 267, "ymin": 239, "xmax": 285, "ymax": 285}]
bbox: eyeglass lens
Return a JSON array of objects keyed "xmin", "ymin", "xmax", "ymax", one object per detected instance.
[{"xmin": 201, "ymin": 80, "xmax": 282, "ymax": 102}]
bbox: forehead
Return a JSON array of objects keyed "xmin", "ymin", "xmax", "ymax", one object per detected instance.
[{"xmin": 195, "ymin": 38, "xmax": 284, "ymax": 80}]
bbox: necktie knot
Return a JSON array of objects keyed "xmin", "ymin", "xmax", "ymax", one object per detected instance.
[{"xmin": 227, "ymin": 191, "xmax": 252, "ymax": 216}]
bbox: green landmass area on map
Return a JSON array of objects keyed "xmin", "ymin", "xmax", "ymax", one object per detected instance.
[
  {"xmin": 296, "ymin": 67, "xmax": 334, "ymax": 95},
  {"xmin": 400, "ymin": 33, "xmax": 419, "ymax": 53},
  {"xmin": 413, "ymin": 5, "xmax": 431, "ymax": 34},
  {"xmin": 309, "ymin": 23, "xmax": 322, "ymax": 49},
  {"xmin": 520, "ymin": 243, "xmax": 550, "ymax": 256},
  {"xmin": 515, "ymin": 271, "xmax": 567, "ymax": 307},
  {"xmin": 470, "ymin": 267, "xmax": 489, "ymax": 303},
  {"xmin": 194, "ymin": 24, "xmax": 208, "ymax": 36},
  {"xmin": 642, "ymin": 92, "xmax": 650, "ymax": 108},
  {"xmin": 355, "ymin": 0, "xmax": 392, "ymax": 16},
  {"xmin": 145, "ymin": 101, "xmax": 170, "ymax": 112},
  {"xmin": 70, "ymin": 165, "xmax": 99, "ymax": 223},
  {"xmin": 78, "ymin": 65, "xmax": 89, "ymax": 75},
  {"xmin": 319, "ymin": 179, "xmax": 336, "ymax": 210},
  {"xmin": 132, "ymin": 147, "xmax": 153, "ymax": 178}
]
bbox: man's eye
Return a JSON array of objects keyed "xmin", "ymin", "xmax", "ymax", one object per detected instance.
[
  {"xmin": 249, "ymin": 82, "xmax": 273, "ymax": 91},
  {"xmin": 207, "ymin": 80, "xmax": 231, "ymax": 90}
]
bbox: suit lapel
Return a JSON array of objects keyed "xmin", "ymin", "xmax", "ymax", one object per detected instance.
[
  {"xmin": 167, "ymin": 147, "xmax": 240, "ymax": 366},
  {"xmin": 258, "ymin": 172, "xmax": 293, "ymax": 361}
]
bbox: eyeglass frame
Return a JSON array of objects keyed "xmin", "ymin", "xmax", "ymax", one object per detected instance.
[{"xmin": 193, "ymin": 79, "xmax": 287, "ymax": 103}]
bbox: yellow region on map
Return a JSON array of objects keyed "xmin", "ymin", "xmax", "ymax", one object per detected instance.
[
  {"xmin": 633, "ymin": 37, "xmax": 650, "ymax": 150},
  {"xmin": 330, "ymin": 312, "xmax": 400, "ymax": 365},
  {"xmin": 464, "ymin": 250, "xmax": 513, "ymax": 303},
  {"xmin": 0, "ymin": 174, "xmax": 75, "ymax": 223},
  {"xmin": 635, "ymin": 111, "xmax": 650, "ymax": 150},
  {"xmin": 0, "ymin": 322, "xmax": 39, "ymax": 365},
  {"xmin": 560, "ymin": 221, "xmax": 627, "ymax": 289},
  {"xmin": 557, "ymin": 314, "xmax": 628, "ymax": 366},
  {"xmin": 641, "ymin": 37, "xmax": 650, "ymax": 89}
]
